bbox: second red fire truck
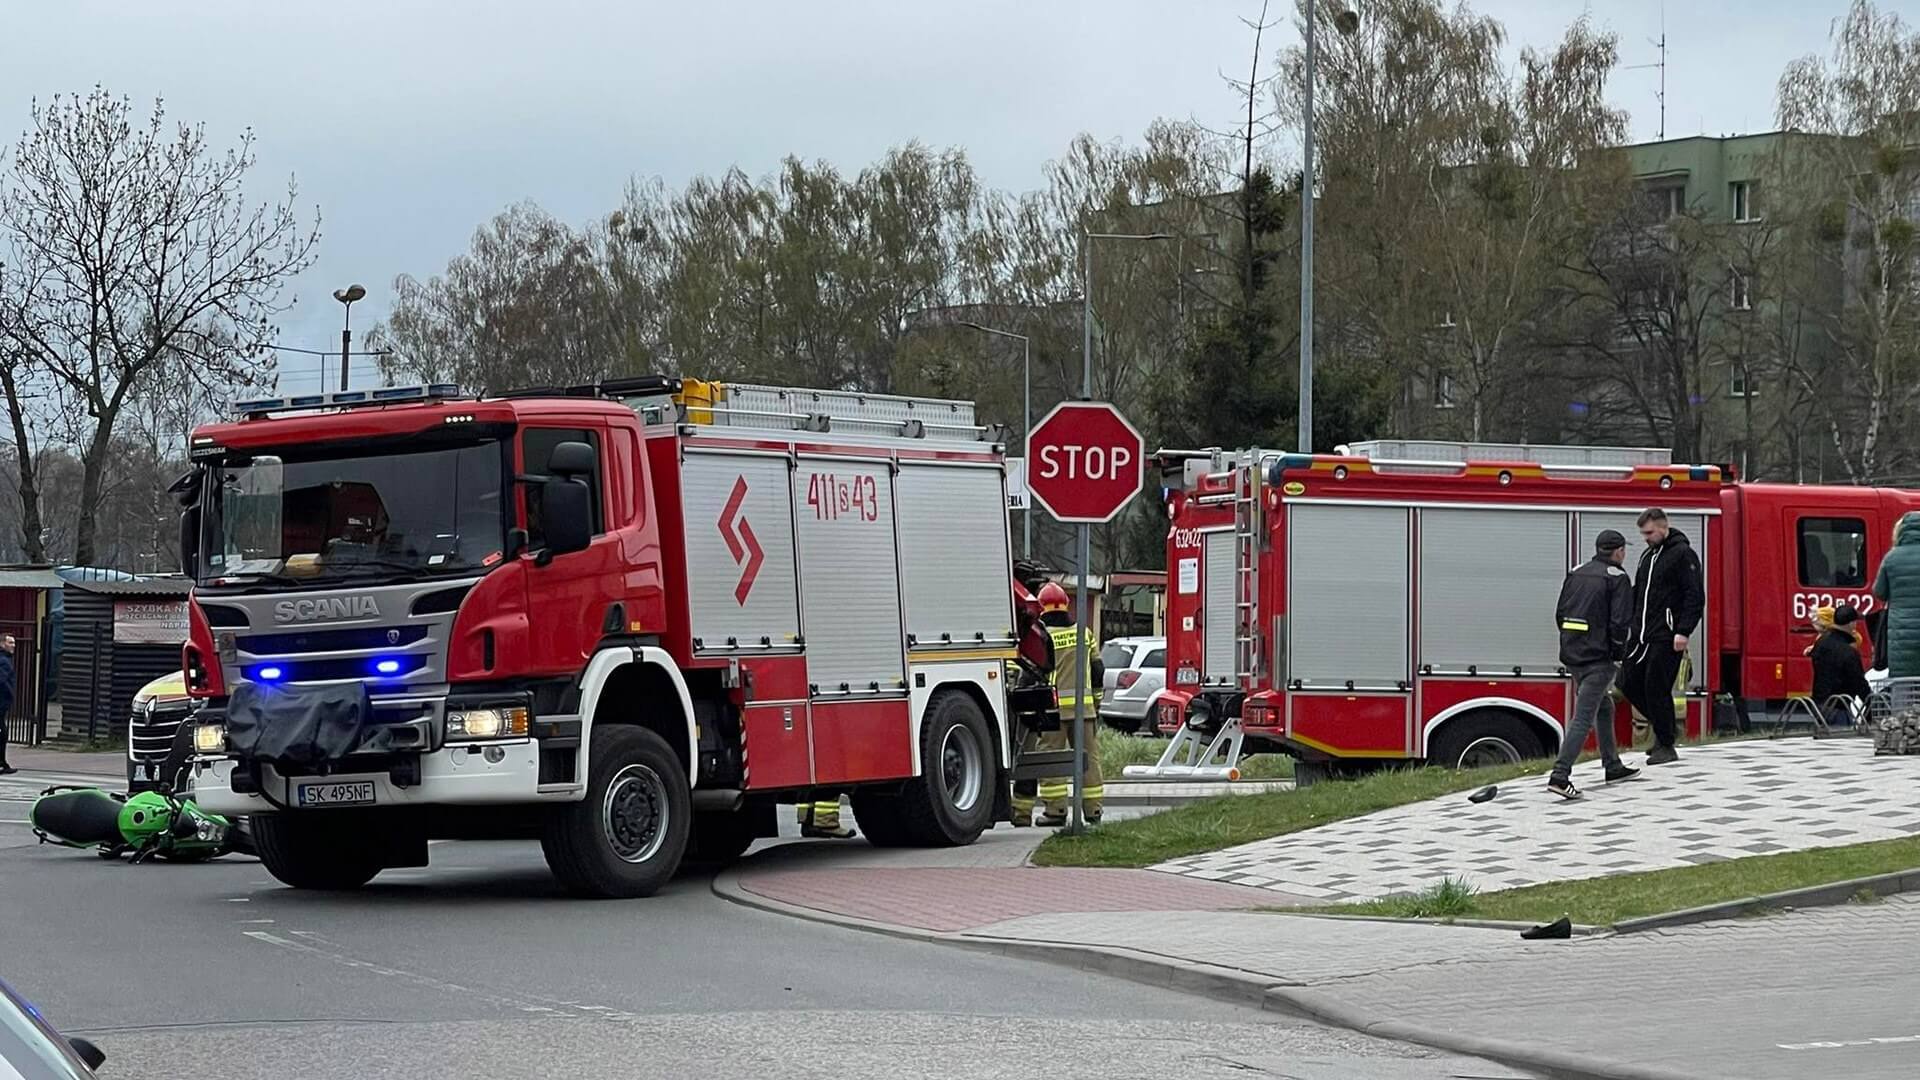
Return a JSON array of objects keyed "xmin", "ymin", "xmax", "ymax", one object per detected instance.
[{"xmin": 1142, "ymin": 440, "xmax": 1920, "ymax": 782}]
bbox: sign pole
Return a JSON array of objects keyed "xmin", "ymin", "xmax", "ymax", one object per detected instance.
[{"xmin": 1070, "ymin": 522, "xmax": 1090, "ymax": 834}]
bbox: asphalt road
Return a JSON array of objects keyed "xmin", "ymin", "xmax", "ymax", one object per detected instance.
[{"xmin": 1, "ymin": 775, "xmax": 1528, "ymax": 1080}]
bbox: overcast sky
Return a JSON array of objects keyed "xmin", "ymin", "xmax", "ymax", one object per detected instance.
[{"xmin": 0, "ymin": 0, "xmax": 1851, "ymax": 394}]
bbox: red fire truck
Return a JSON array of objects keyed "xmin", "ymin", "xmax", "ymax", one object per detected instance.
[
  {"xmin": 175, "ymin": 378, "xmax": 1056, "ymax": 897},
  {"xmin": 1141, "ymin": 440, "xmax": 1920, "ymax": 783}
]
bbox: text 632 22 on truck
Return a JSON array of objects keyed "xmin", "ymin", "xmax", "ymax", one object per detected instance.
[{"xmin": 176, "ymin": 378, "xmax": 1060, "ymax": 897}]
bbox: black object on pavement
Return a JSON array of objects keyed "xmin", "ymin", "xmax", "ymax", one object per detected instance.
[
  {"xmin": 1467, "ymin": 785, "xmax": 1497, "ymax": 804},
  {"xmin": 1605, "ymin": 764, "xmax": 1642, "ymax": 783},
  {"xmin": 1520, "ymin": 916, "xmax": 1573, "ymax": 940}
]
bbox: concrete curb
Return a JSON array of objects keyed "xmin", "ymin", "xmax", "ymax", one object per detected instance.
[
  {"xmin": 1612, "ymin": 867, "xmax": 1920, "ymax": 933},
  {"xmin": 710, "ymin": 860, "xmax": 1708, "ymax": 1080}
]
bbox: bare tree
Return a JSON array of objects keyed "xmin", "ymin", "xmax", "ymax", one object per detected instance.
[
  {"xmin": 376, "ymin": 201, "xmax": 657, "ymax": 391},
  {"xmin": 0, "ymin": 341, "xmax": 48, "ymax": 562},
  {"xmin": 1773, "ymin": 1, "xmax": 1920, "ymax": 482},
  {"xmin": 1557, "ymin": 192, "xmax": 1743, "ymax": 462},
  {"xmin": 0, "ymin": 88, "xmax": 318, "ymax": 564},
  {"xmin": 1297, "ymin": 1, "xmax": 1625, "ymax": 442}
]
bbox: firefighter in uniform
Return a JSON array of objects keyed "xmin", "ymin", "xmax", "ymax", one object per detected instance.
[{"xmin": 1034, "ymin": 583, "xmax": 1105, "ymax": 827}]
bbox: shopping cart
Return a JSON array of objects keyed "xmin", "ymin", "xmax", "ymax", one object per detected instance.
[{"xmin": 1866, "ymin": 676, "xmax": 1920, "ymax": 753}]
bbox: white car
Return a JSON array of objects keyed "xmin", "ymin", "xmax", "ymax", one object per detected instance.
[{"xmin": 1099, "ymin": 636, "xmax": 1167, "ymax": 735}]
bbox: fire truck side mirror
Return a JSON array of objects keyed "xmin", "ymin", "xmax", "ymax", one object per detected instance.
[
  {"xmin": 178, "ymin": 506, "xmax": 201, "ymax": 579},
  {"xmin": 540, "ymin": 477, "xmax": 593, "ymax": 558}
]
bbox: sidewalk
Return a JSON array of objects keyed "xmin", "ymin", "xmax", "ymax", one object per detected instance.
[
  {"xmin": 721, "ymin": 833, "xmax": 1920, "ymax": 1080},
  {"xmin": 1154, "ymin": 738, "xmax": 1920, "ymax": 902},
  {"xmin": 2, "ymin": 746, "xmax": 123, "ymax": 778},
  {"xmin": 720, "ymin": 738, "xmax": 1920, "ymax": 1080}
]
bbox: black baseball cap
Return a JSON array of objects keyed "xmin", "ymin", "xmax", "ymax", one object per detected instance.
[{"xmin": 1595, "ymin": 530, "xmax": 1628, "ymax": 553}]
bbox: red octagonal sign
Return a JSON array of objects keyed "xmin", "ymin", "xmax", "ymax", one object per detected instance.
[{"xmin": 1025, "ymin": 401, "xmax": 1146, "ymax": 524}]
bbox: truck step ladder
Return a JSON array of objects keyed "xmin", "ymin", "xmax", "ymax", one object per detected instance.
[{"xmin": 1232, "ymin": 456, "xmax": 1263, "ymax": 684}]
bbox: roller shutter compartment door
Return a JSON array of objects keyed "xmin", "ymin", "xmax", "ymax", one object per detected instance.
[
  {"xmin": 1289, "ymin": 504, "xmax": 1410, "ymax": 689},
  {"xmin": 681, "ymin": 451, "xmax": 800, "ymax": 652},
  {"xmin": 895, "ymin": 464, "xmax": 1014, "ymax": 649},
  {"xmin": 793, "ymin": 459, "xmax": 907, "ymax": 695},
  {"xmin": 1419, "ymin": 508, "xmax": 1567, "ymax": 674}
]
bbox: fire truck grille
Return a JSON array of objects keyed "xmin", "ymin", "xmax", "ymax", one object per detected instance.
[{"xmin": 239, "ymin": 624, "xmax": 431, "ymax": 656}]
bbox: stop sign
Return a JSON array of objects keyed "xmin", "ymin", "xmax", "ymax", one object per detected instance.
[{"xmin": 1025, "ymin": 401, "xmax": 1145, "ymax": 523}]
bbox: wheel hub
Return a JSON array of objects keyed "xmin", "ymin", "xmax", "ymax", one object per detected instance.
[
  {"xmin": 603, "ymin": 764, "xmax": 669, "ymax": 864},
  {"xmin": 939, "ymin": 723, "xmax": 984, "ymax": 813}
]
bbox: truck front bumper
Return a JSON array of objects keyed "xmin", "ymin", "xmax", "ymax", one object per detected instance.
[{"xmin": 191, "ymin": 740, "xmax": 561, "ymax": 816}]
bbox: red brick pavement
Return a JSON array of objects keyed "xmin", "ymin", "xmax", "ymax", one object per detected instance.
[{"xmin": 735, "ymin": 866, "xmax": 1288, "ymax": 933}]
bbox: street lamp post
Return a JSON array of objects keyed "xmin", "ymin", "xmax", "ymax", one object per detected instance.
[
  {"xmin": 1069, "ymin": 228, "xmax": 1170, "ymax": 834},
  {"xmin": 332, "ymin": 283, "xmax": 367, "ymax": 392},
  {"xmin": 1298, "ymin": 3, "xmax": 1360, "ymax": 454},
  {"xmin": 959, "ymin": 321, "xmax": 1032, "ymax": 559}
]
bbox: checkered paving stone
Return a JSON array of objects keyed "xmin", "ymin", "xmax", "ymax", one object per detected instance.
[{"xmin": 1152, "ymin": 738, "xmax": 1920, "ymax": 902}]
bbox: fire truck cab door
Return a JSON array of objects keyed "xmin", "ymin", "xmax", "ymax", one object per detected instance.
[
  {"xmin": 1784, "ymin": 498, "xmax": 1879, "ymax": 685},
  {"xmin": 519, "ymin": 422, "xmax": 620, "ymax": 672}
]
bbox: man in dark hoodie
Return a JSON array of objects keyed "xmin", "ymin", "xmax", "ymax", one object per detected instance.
[{"xmin": 1621, "ymin": 508, "xmax": 1703, "ymax": 765}]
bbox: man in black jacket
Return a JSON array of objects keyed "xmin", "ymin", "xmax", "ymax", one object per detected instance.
[
  {"xmin": 1622, "ymin": 508, "xmax": 1704, "ymax": 765},
  {"xmin": 0, "ymin": 635, "xmax": 15, "ymax": 775},
  {"xmin": 1548, "ymin": 531, "xmax": 1639, "ymax": 799}
]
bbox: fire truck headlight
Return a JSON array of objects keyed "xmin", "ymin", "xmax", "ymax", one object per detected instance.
[
  {"xmin": 192, "ymin": 724, "xmax": 226, "ymax": 754},
  {"xmin": 446, "ymin": 706, "xmax": 530, "ymax": 741}
]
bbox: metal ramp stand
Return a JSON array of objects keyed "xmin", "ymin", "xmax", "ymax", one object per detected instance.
[{"xmin": 1122, "ymin": 715, "xmax": 1246, "ymax": 782}]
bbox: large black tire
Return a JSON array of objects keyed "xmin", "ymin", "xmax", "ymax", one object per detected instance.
[
  {"xmin": 890, "ymin": 690, "xmax": 997, "ymax": 848},
  {"xmin": 541, "ymin": 725, "xmax": 691, "ymax": 898},
  {"xmin": 1426, "ymin": 709, "xmax": 1545, "ymax": 770},
  {"xmin": 252, "ymin": 812, "xmax": 383, "ymax": 890}
]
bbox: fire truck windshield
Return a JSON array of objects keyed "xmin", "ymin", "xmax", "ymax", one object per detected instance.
[{"xmin": 199, "ymin": 440, "xmax": 506, "ymax": 587}]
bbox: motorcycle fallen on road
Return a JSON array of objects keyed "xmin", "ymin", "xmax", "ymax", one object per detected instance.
[{"xmin": 28, "ymin": 727, "xmax": 253, "ymax": 863}]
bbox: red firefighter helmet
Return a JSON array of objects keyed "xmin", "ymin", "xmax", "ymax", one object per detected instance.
[{"xmin": 1037, "ymin": 582, "xmax": 1070, "ymax": 613}]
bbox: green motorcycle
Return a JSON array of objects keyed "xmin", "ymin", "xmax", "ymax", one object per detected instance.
[{"xmin": 29, "ymin": 727, "xmax": 252, "ymax": 863}]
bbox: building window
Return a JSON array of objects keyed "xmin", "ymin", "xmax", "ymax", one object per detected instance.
[
  {"xmin": 1646, "ymin": 183, "xmax": 1687, "ymax": 218},
  {"xmin": 1432, "ymin": 371, "xmax": 1456, "ymax": 410},
  {"xmin": 1798, "ymin": 517, "xmax": 1867, "ymax": 589},
  {"xmin": 1729, "ymin": 364, "xmax": 1755, "ymax": 398},
  {"xmin": 1730, "ymin": 269, "xmax": 1752, "ymax": 311},
  {"xmin": 1731, "ymin": 180, "xmax": 1759, "ymax": 222}
]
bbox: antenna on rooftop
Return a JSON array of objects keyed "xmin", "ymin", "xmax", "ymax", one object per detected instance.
[{"xmin": 1624, "ymin": 5, "xmax": 1669, "ymax": 140}]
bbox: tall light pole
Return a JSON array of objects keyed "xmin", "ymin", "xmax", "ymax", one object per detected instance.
[
  {"xmin": 332, "ymin": 283, "xmax": 367, "ymax": 392},
  {"xmin": 1071, "ymin": 228, "xmax": 1169, "ymax": 833},
  {"xmin": 960, "ymin": 320, "xmax": 1032, "ymax": 558},
  {"xmin": 1298, "ymin": 3, "xmax": 1360, "ymax": 454}
]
